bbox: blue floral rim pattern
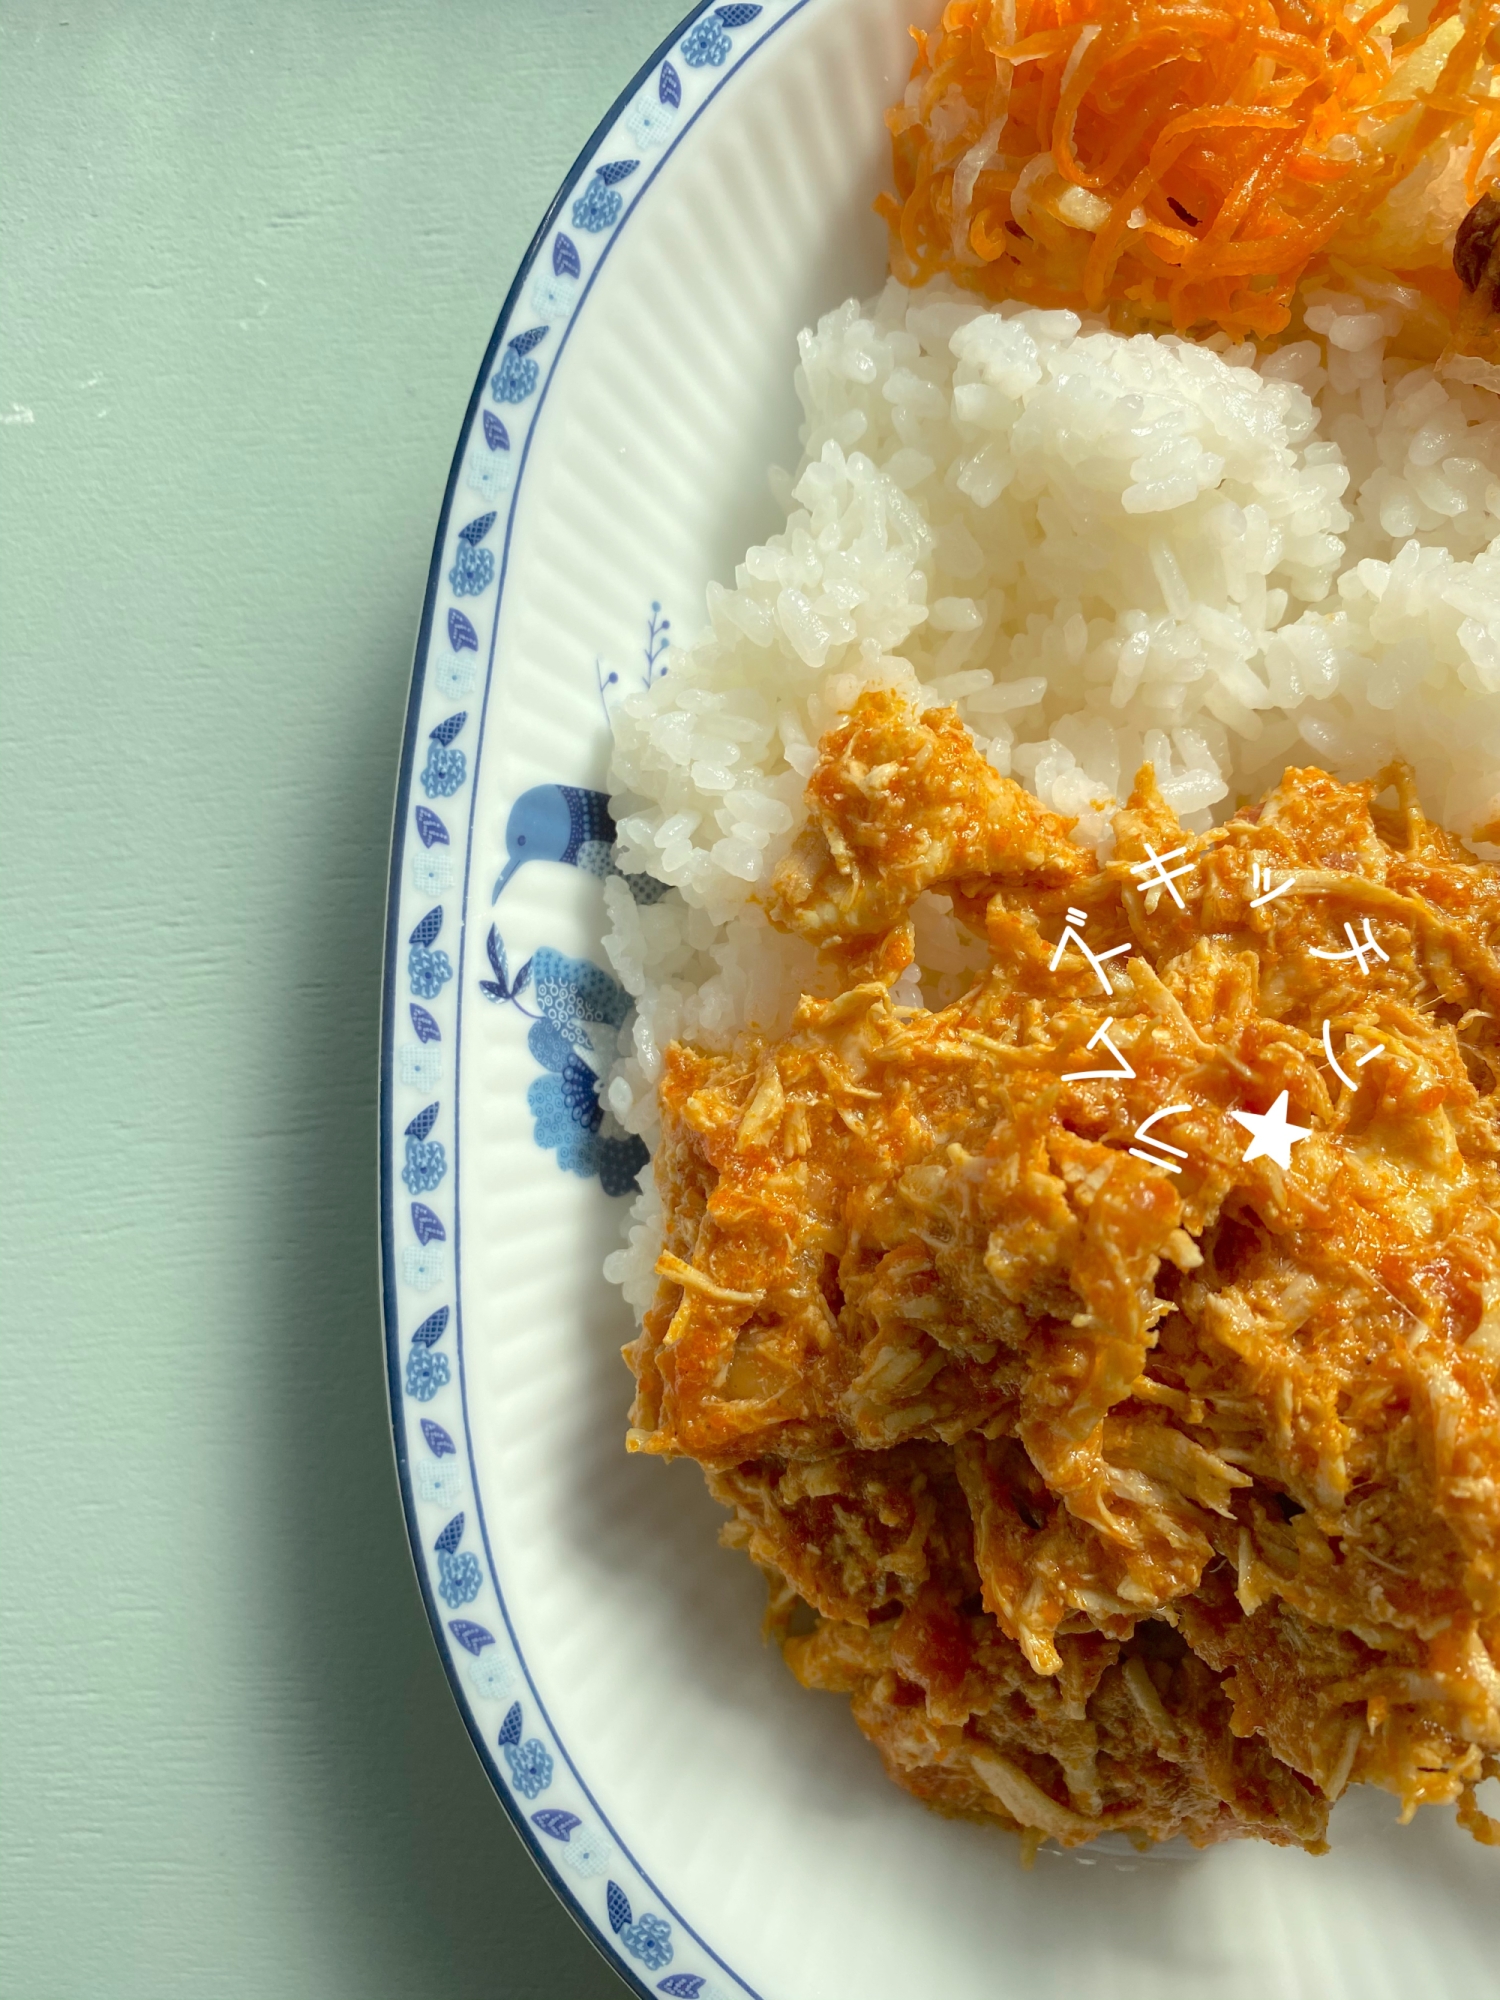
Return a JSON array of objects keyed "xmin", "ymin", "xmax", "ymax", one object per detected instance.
[{"xmin": 377, "ymin": 6, "xmax": 806, "ymax": 1997}]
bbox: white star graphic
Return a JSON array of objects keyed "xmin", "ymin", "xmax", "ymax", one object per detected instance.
[{"xmin": 1229, "ymin": 1090, "xmax": 1313, "ymax": 1171}]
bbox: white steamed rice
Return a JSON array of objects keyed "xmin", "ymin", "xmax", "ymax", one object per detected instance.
[{"xmin": 600, "ymin": 275, "xmax": 1500, "ymax": 1308}]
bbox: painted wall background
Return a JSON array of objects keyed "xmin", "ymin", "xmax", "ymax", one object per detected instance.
[{"xmin": 1, "ymin": 5, "xmax": 683, "ymax": 1993}]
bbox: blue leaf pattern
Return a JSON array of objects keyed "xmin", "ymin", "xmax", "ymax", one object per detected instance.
[
  {"xmin": 448, "ymin": 1618, "xmax": 494, "ymax": 1654},
  {"xmin": 658, "ymin": 1980, "xmax": 705, "ymax": 1999},
  {"xmin": 411, "ymin": 1202, "xmax": 446, "ymax": 1245},
  {"xmin": 488, "ymin": 926, "xmax": 509, "ymax": 988},
  {"xmin": 411, "ymin": 1307, "xmax": 450, "ymax": 1348},
  {"xmin": 421, "ymin": 1417, "xmax": 456, "ymax": 1455},
  {"xmin": 380, "ymin": 0, "xmax": 776, "ymax": 1925},
  {"xmin": 553, "ymin": 233, "xmax": 581, "ymax": 279}
]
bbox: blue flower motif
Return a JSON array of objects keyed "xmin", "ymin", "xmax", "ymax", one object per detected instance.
[
  {"xmin": 620, "ymin": 1911, "xmax": 673, "ymax": 1972},
  {"xmin": 466, "ymin": 447, "xmax": 514, "ymax": 506},
  {"xmin": 514, "ymin": 947, "xmax": 650, "ymax": 1193},
  {"xmin": 503, "ymin": 1737, "xmax": 554, "ymax": 1799},
  {"xmin": 401, "ymin": 1135, "xmax": 447, "ymax": 1195},
  {"xmin": 402, "ymin": 1244, "xmax": 445, "ymax": 1290},
  {"xmin": 436, "ymin": 652, "xmax": 478, "ymax": 701},
  {"xmin": 681, "ymin": 17, "xmax": 731, "ymax": 64},
  {"xmin": 405, "ymin": 1347, "xmax": 451, "ymax": 1401},
  {"xmin": 408, "ymin": 944, "xmax": 454, "ymax": 999},
  {"xmin": 421, "ymin": 742, "xmax": 467, "ymax": 798},
  {"xmin": 468, "ymin": 1647, "xmax": 517, "ymax": 1701},
  {"xmin": 399, "ymin": 1044, "xmax": 442, "ymax": 1090},
  {"xmin": 530, "ymin": 271, "xmax": 577, "ymax": 321},
  {"xmin": 449, "ymin": 540, "xmax": 494, "ymax": 597},
  {"xmin": 410, "ymin": 848, "xmax": 454, "ymax": 897},
  {"xmin": 556, "ymin": 1823, "xmax": 613, "ymax": 1878},
  {"xmin": 437, "ymin": 1547, "xmax": 482, "ymax": 1608},
  {"xmin": 528, "ymin": 1066, "xmax": 600, "ymax": 1164},
  {"xmin": 571, "ymin": 175, "xmax": 622, "ymax": 233},
  {"xmin": 526, "ymin": 1017, "xmax": 574, "ymax": 1073},
  {"xmin": 526, "ymin": 1073, "xmax": 648, "ymax": 1194},
  {"xmin": 492, "ymin": 348, "xmax": 539, "ymax": 403},
  {"xmin": 415, "ymin": 1457, "xmax": 463, "ymax": 1507},
  {"xmin": 626, "ymin": 92, "xmax": 675, "ymax": 149}
]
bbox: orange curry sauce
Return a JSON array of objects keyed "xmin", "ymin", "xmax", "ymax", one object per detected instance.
[{"xmin": 627, "ymin": 688, "xmax": 1500, "ymax": 1850}]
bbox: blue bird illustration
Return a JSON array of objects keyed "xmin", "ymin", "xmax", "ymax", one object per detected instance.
[{"xmin": 492, "ymin": 783, "xmax": 667, "ymax": 905}]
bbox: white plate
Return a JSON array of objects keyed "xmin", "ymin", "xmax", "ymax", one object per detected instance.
[{"xmin": 378, "ymin": 5, "xmax": 1499, "ymax": 1995}]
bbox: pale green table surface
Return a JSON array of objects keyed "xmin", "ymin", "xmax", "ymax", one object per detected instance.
[{"xmin": 1, "ymin": 6, "xmax": 687, "ymax": 1993}]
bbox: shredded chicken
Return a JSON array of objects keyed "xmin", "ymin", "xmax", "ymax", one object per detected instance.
[{"xmin": 627, "ymin": 688, "xmax": 1500, "ymax": 1851}]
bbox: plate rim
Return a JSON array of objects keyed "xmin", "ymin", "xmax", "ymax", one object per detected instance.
[
  {"xmin": 376, "ymin": 5, "xmax": 810, "ymax": 1996},
  {"xmin": 376, "ymin": 5, "xmax": 1500, "ymax": 1990}
]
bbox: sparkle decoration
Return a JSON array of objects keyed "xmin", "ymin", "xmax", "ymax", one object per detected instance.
[{"xmin": 1229, "ymin": 1090, "xmax": 1314, "ymax": 1171}]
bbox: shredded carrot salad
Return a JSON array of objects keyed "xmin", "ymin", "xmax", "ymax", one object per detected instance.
[{"xmin": 881, "ymin": 0, "xmax": 1500, "ymax": 338}]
